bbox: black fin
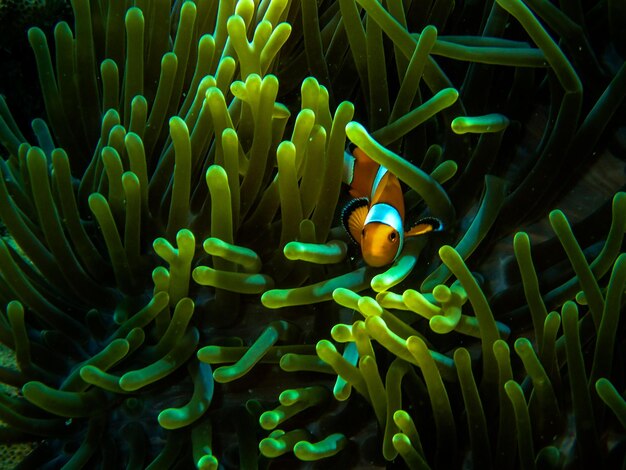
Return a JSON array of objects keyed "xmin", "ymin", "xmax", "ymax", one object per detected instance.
[
  {"xmin": 408, "ymin": 216, "xmax": 444, "ymax": 233},
  {"xmin": 341, "ymin": 197, "xmax": 369, "ymax": 244}
]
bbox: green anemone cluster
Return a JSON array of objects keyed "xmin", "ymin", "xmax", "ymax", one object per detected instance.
[{"xmin": 0, "ymin": 0, "xmax": 625, "ymax": 468}]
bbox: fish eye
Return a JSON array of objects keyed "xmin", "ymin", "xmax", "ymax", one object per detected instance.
[{"xmin": 388, "ymin": 232, "xmax": 397, "ymax": 242}]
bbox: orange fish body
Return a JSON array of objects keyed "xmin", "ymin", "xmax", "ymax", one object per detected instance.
[{"xmin": 342, "ymin": 147, "xmax": 441, "ymax": 267}]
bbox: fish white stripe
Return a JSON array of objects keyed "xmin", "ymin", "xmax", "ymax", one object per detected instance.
[
  {"xmin": 364, "ymin": 203, "xmax": 402, "ymax": 231},
  {"xmin": 342, "ymin": 151, "xmax": 355, "ymax": 185},
  {"xmin": 364, "ymin": 203, "xmax": 404, "ymax": 260},
  {"xmin": 370, "ymin": 165, "xmax": 388, "ymax": 199}
]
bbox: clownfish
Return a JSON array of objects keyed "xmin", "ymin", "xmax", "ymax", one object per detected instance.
[{"xmin": 341, "ymin": 146, "xmax": 443, "ymax": 267}]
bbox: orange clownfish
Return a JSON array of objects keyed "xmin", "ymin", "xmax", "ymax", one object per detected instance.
[{"xmin": 341, "ymin": 146, "xmax": 443, "ymax": 267}]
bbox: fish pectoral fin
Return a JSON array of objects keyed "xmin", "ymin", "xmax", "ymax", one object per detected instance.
[
  {"xmin": 341, "ymin": 197, "xmax": 369, "ymax": 244},
  {"xmin": 405, "ymin": 216, "xmax": 443, "ymax": 237}
]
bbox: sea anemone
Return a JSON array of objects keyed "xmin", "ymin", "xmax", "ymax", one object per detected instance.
[{"xmin": 0, "ymin": 0, "xmax": 624, "ymax": 468}]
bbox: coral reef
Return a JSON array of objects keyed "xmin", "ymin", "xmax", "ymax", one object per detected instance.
[{"xmin": 0, "ymin": 0, "xmax": 624, "ymax": 468}]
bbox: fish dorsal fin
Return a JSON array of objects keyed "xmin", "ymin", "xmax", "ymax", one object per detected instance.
[
  {"xmin": 405, "ymin": 216, "xmax": 443, "ymax": 237},
  {"xmin": 341, "ymin": 198, "xmax": 369, "ymax": 244}
]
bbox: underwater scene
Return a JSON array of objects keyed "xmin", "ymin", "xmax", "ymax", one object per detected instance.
[{"xmin": 0, "ymin": 0, "xmax": 625, "ymax": 468}]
